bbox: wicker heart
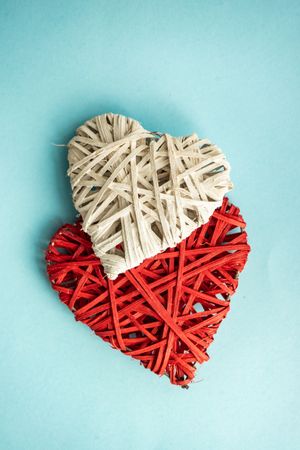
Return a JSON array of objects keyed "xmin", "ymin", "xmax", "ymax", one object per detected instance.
[
  {"xmin": 46, "ymin": 198, "xmax": 250, "ymax": 386},
  {"xmin": 68, "ymin": 113, "xmax": 232, "ymax": 279}
]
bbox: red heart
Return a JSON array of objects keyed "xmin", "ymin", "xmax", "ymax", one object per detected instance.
[{"xmin": 46, "ymin": 198, "xmax": 250, "ymax": 386}]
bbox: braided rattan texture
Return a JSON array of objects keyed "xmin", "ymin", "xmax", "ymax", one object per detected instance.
[
  {"xmin": 46, "ymin": 198, "xmax": 250, "ymax": 386},
  {"xmin": 68, "ymin": 113, "xmax": 232, "ymax": 279}
]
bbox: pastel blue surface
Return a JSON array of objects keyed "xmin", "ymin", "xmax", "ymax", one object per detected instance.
[{"xmin": 1, "ymin": 1, "xmax": 299, "ymax": 449}]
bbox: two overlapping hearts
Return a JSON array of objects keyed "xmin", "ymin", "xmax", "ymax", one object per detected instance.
[{"xmin": 46, "ymin": 113, "xmax": 250, "ymax": 386}]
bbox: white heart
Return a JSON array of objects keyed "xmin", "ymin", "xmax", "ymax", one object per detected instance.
[{"xmin": 68, "ymin": 113, "xmax": 232, "ymax": 279}]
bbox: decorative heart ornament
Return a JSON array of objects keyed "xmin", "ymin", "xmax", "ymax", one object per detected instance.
[
  {"xmin": 46, "ymin": 198, "xmax": 250, "ymax": 386},
  {"xmin": 68, "ymin": 113, "xmax": 232, "ymax": 279}
]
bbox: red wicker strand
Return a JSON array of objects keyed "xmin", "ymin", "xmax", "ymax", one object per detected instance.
[{"xmin": 46, "ymin": 197, "xmax": 250, "ymax": 386}]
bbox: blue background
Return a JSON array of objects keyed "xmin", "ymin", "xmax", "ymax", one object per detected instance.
[{"xmin": 1, "ymin": 1, "xmax": 299, "ymax": 449}]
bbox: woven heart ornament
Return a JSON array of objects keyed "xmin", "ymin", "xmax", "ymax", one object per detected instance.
[
  {"xmin": 46, "ymin": 198, "xmax": 250, "ymax": 386},
  {"xmin": 68, "ymin": 113, "xmax": 232, "ymax": 279}
]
